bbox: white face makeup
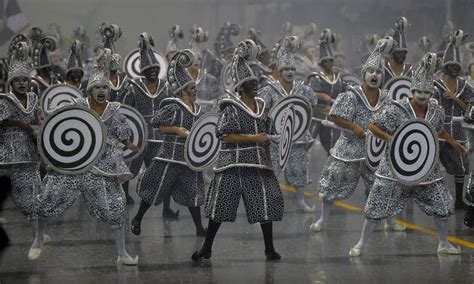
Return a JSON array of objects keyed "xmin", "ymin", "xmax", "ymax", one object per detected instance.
[
  {"xmin": 412, "ymin": 90, "xmax": 432, "ymax": 107},
  {"xmin": 90, "ymin": 85, "xmax": 110, "ymax": 104},
  {"xmin": 280, "ymin": 67, "xmax": 295, "ymax": 83},
  {"xmin": 363, "ymin": 67, "xmax": 383, "ymax": 89},
  {"xmin": 11, "ymin": 76, "xmax": 30, "ymax": 95}
]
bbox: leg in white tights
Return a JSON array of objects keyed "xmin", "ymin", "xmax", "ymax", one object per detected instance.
[
  {"xmin": 296, "ymin": 186, "xmax": 315, "ymax": 213},
  {"xmin": 310, "ymin": 199, "xmax": 332, "ymax": 231},
  {"xmin": 349, "ymin": 219, "xmax": 379, "ymax": 256}
]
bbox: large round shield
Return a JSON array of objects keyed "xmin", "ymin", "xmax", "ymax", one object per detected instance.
[
  {"xmin": 220, "ymin": 61, "xmax": 233, "ymax": 92},
  {"xmin": 278, "ymin": 106, "xmax": 295, "ymax": 171},
  {"xmin": 270, "ymin": 95, "xmax": 312, "ymax": 142},
  {"xmin": 388, "ymin": 119, "xmax": 438, "ymax": 185},
  {"xmin": 123, "ymin": 48, "xmax": 168, "ymax": 80},
  {"xmin": 38, "ymin": 105, "xmax": 106, "ymax": 174},
  {"xmin": 384, "ymin": 77, "xmax": 412, "ymax": 101},
  {"xmin": 342, "ymin": 73, "xmax": 363, "ymax": 86},
  {"xmin": 41, "ymin": 84, "xmax": 83, "ymax": 114},
  {"xmin": 118, "ymin": 105, "xmax": 148, "ymax": 161},
  {"xmin": 184, "ymin": 113, "xmax": 221, "ymax": 171},
  {"xmin": 365, "ymin": 133, "xmax": 386, "ymax": 171}
]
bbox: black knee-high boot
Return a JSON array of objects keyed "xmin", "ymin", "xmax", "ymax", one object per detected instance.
[
  {"xmin": 192, "ymin": 219, "xmax": 221, "ymax": 261},
  {"xmin": 131, "ymin": 200, "xmax": 151, "ymax": 235},
  {"xmin": 162, "ymin": 193, "xmax": 179, "ymax": 219},
  {"xmin": 260, "ymin": 222, "xmax": 281, "ymax": 260},
  {"xmin": 454, "ymin": 175, "xmax": 467, "ymax": 210},
  {"xmin": 188, "ymin": 206, "xmax": 206, "ymax": 236}
]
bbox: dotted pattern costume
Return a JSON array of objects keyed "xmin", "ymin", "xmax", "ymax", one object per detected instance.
[
  {"xmin": 137, "ymin": 98, "xmax": 204, "ymax": 206},
  {"xmin": 364, "ymin": 98, "xmax": 454, "ymax": 220},
  {"xmin": 204, "ymin": 98, "xmax": 284, "ymax": 223}
]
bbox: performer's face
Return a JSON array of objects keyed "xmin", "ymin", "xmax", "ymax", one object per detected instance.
[
  {"xmin": 412, "ymin": 90, "xmax": 432, "ymax": 107},
  {"xmin": 319, "ymin": 58, "xmax": 334, "ymax": 72},
  {"xmin": 67, "ymin": 69, "xmax": 83, "ymax": 83},
  {"xmin": 182, "ymin": 83, "xmax": 197, "ymax": 104},
  {"xmin": 90, "ymin": 84, "xmax": 110, "ymax": 104},
  {"xmin": 240, "ymin": 80, "xmax": 259, "ymax": 97},
  {"xmin": 280, "ymin": 67, "xmax": 295, "ymax": 83},
  {"xmin": 143, "ymin": 67, "xmax": 159, "ymax": 82},
  {"xmin": 363, "ymin": 67, "xmax": 383, "ymax": 89},
  {"xmin": 444, "ymin": 63, "xmax": 461, "ymax": 78},
  {"xmin": 305, "ymin": 46, "xmax": 316, "ymax": 58},
  {"xmin": 11, "ymin": 76, "xmax": 30, "ymax": 95},
  {"xmin": 392, "ymin": 50, "xmax": 407, "ymax": 65}
]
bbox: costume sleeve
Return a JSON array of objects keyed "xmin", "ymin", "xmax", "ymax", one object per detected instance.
[
  {"xmin": 216, "ymin": 105, "xmax": 240, "ymax": 139},
  {"xmin": 302, "ymin": 85, "xmax": 318, "ymax": 107},
  {"xmin": 330, "ymin": 91, "xmax": 355, "ymax": 122},
  {"xmin": 0, "ymin": 99, "xmax": 12, "ymax": 121},
  {"xmin": 151, "ymin": 104, "xmax": 180, "ymax": 128},
  {"xmin": 308, "ymin": 74, "xmax": 322, "ymax": 92},
  {"xmin": 434, "ymin": 106, "xmax": 446, "ymax": 133},
  {"xmin": 121, "ymin": 84, "xmax": 136, "ymax": 107}
]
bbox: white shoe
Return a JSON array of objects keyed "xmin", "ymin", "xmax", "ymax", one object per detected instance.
[
  {"xmin": 28, "ymin": 247, "xmax": 42, "ymax": 260},
  {"xmin": 437, "ymin": 244, "xmax": 461, "ymax": 255},
  {"xmin": 349, "ymin": 247, "xmax": 363, "ymax": 257},
  {"xmin": 384, "ymin": 221, "xmax": 406, "ymax": 231},
  {"xmin": 297, "ymin": 204, "xmax": 316, "ymax": 213},
  {"xmin": 309, "ymin": 222, "xmax": 325, "ymax": 232},
  {"xmin": 117, "ymin": 255, "xmax": 139, "ymax": 266}
]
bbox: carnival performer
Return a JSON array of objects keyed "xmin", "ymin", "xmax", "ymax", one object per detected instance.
[
  {"xmin": 382, "ymin": 17, "xmax": 413, "ymax": 86},
  {"xmin": 308, "ymin": 29, "xmax": 348, "ymax": 154},
  {"xmin": 294, "ymin": 23, "xmax": 319, "ymax": 82},
  {"xmin": 310, "ymin": 37, "xmax": 404, "ymax": 232},
  {"xmin": 32, "ymin": 48, "xmax": 139, "ymax": 265},
  {"xmin": 64, "ymin": 40, "xmax": 86, "ymax": 92},
  {"xmin": 0, "ymin": 34, "xmax": 29, "ymax": 93},
  {"xmin": 0, "ymin": 42, "xmax": 47, "ymax": 256},
  {"xmin": 188, "ymin": 25, "xmax": 222, "ymax": 113},
  {"xmin": 99, "ymin": 23, "xmax": 128, "ymax": 103},
  {"xmin": 31, "ymin": 34, "xmax": 62, "ymax": 96},
  {"xmin": 132, "ymin": 49, "xmax": 206, "ymax": 237},
  {"xmin": 121, "ymin": 33, "xmax": 177, "ymax": 215},
  {"xmin": 192, "ymin": 40, "xmax": 283, "ymax": 262},
  {"xmin": 434, "ymin": 30, "xmax": 472, "ymax": 210},
  {"xmin": 349, "ymin": 53, "xmax": 467, "ymax": 257},
  {"xmin": 259, "ymin": 36, "xmax": 317, "ymax": 213}
]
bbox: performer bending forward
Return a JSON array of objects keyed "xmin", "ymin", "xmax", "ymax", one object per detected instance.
[
  {"xmin": 32, "ymin": 49, "xmax": 139, "ymax": 265},
  {"xmin": 192, "ymin": 40, "xmax": 284, "ymax": 262},
  {"xmin": 349, "ymin": 53, "xmax": 467, "ymax": 256}
]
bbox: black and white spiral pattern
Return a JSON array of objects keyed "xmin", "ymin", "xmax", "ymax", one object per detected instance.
[
  {"xmin": 389, "ymin": 119, "xmax": 438, "ymax": 185},
  {"xmin": 185, "ymin": 113, "xmax": 220, "ymax": 171},
  {"xmin": 123, "ymin": 48, "xmax": 167, "ymax": 79},
  {"xmin": 279, "ymin": 107, "xmax": 295, "ymax": 171},
  {"xmin": 220, "ymin": 61, "xmax": 233, "ymax": 92},
  {"xmin": 366, "ymin": 133, "xmax": 386, "ymax": 171},
  {"xmin": 39, "ymin": 105, "xmax": 106, "ymax": 174},
  {"xmin": 384, "ymin": 77, "xmax": 412, "ymax": 101},
  {"xmin": 41, "ymin": 84, "xmax": 83, "ymax": 114},
  {"xmin": 270, "ymin": 95, "xmax": 311, "ymax": 142},
  {"xmin": 118, "ymin": 105, "xmax": 148, "ymax": 161}
]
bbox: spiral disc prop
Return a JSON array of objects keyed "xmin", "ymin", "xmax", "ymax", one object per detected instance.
[
  {"xmin": 388, "ymin": 119, "xmax": 438, "ymax": 185},
  {"xmin": 123, "ymin": 48, "xmax": 168, "ymax": 80},
  {"xmin": 38, "ymin": 105, "xmax": 106, "ymax": 174},
  {"xmin": 278, "ymin": 107, "xmax": 295, "ymax": 171},
  {"xmin": 365, "ymin": 133, "xmax": 386, "ymax": 171},
  {"xmin": 118, "ymin": 105, "xmax": 148, "ymax": 161},
  {"xmin": 342, "ymin": 73, "xmax": 362, "ymax": 86},
  {"xmin": 384, "ymin": 77, "xmax": 412, "ymax": 101},
  {"xmin": 270, "ymin": 95, "xmax": 312, "ymax": 142},
  {"xmin": 220, "ymin": 61, "xmax": 233, "ymax": 92},
  {"xmin": 41, "ymin": 84, "xmax": 83, "ymax": 114},
  {"xmin": 184, "ymin": 113, "xmax": 221, "ymax": 171}
]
